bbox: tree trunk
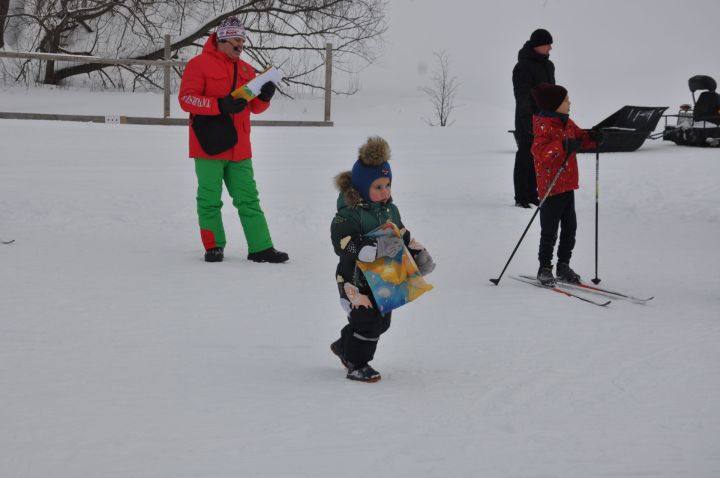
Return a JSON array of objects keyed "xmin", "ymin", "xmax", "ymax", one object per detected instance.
[
  {"xmin": 41, "ymin": 30, "xmax": 62, "ymax": 85},
  {"xmin": 0, "ymin": 0, "xmax": 10, "ymax": 49}
]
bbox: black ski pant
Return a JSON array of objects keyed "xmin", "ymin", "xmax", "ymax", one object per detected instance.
[
  {"xmin": 513, "ymin": 138, "xmax": 538, "ymax": 204},
  {"xmin": 340, "ymin": 307, "xmax": 392, "ymax": 366},
  {"xmin": 539, "ymin": 190, "xmax": 577, "ymax": 267}
]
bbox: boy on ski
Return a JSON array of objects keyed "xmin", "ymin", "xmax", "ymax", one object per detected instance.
[
  {"xmin": 530, "ymin": 83, "xmax": 598, "ymax": 286},
  {"xmin": 329, "ymin": 137, "xmax": 436, "ymax": 383}
]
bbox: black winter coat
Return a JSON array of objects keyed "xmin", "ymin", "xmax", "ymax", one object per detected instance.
[{"xmin": 513, "ymin": 41, "xmax": 556, "ymax": 141}]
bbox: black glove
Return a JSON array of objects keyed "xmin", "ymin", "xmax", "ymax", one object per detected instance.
[
  {"xmin": 589, "ymin": 129, "xmax": 605, "ymax": 145},
  {"xmin": 257, "ymin": 81, "xmax": 276, "ymax": 102},
  {"xmin": 564, "ymin": 137, "xmax": 581, "ymax": 155},
  {"xmin": 218, "ymin": 95, "xmax": 247, "ymax": 114}
]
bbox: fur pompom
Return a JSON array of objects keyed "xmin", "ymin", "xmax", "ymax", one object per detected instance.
[
  {"xmin": 334, "ymin": 170, "xmax": 362, "ymax": 206},
  {"xmin": 334, "ymin": 171, "xmax": 352, "ymax": 192},
  {"xmin": 358, "ymin": 136, "xmax": 390, "ymax": 166}
]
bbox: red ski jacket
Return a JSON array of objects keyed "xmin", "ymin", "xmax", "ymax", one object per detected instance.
[
  {"xmin": 531, "ymin": 115, "xmax": 596, "ymax": 198},
  {"xmin": 178, "ymin": 34, "xmax": 270, "ymax": 161}
]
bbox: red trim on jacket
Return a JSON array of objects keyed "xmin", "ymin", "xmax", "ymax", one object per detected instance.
[{"xmin": 178, "ymin": 33, "xmax": 270, "ymax": 160}]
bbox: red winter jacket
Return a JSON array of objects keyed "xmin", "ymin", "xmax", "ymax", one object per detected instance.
[
  {"xmin": 178, "ymin": 33, "xmax": 270, "ymax": 161},
  {"xmin": 531, "ymin": 115, "xmax": 596, "ymax": 198}
]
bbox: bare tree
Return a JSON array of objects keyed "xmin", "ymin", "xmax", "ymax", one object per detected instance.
[
  {"xmin": 2, "ymin": 0, "xmax": 387, "ymax": 95},
  {"xmin": 419, "ymin": 50, "xmax": 459, "ymax": 127}
]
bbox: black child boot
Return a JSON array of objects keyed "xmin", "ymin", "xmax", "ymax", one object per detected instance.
[
  {"xmin": 556, "ymin": 262, "xmax": 581, "ymax": 283},
  {"xmin": 537, "ymin": 264, "xmax": 556, "ymax": 286},
  {"xmin": 346, "ymin": 362, "xmax": 382, "ymax": 383},
  {"xmin": 330, "ymin": 339, "xmax": 350, "ymax": 369}
]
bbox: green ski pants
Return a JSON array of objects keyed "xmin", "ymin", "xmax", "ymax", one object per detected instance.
[{"xmin": 194, "ymin": 158, "xmax": 273, "ymax": 253}]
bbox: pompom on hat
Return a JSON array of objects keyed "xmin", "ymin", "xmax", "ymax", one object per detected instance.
[
  {"xmin": 216, "ymin": 16, "xmax": 247, "ymax": 41},
  {"xmin": 531, "ymin": 83, "xmax": 568, "ymax": 112},
  {"xmin": 351, "ymin": 136, "xmax": 392, "ymax": 202}
]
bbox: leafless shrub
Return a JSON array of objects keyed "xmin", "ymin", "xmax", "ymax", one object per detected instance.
[{"xmin": 419, "ymin": 50, "xmax": 460, "ymax": 126}]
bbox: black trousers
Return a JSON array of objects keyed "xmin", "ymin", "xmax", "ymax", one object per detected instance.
[
  {"xmin": 539, "ymin": 191, "xmax": 577, "ymax": 267},
  {"xmin": 513, "ymin": 139, "xmax": 538, "ymax": 204},
  {"xmin": 340, "ymin": 307, "xmax": 391, "ymax": 366}
]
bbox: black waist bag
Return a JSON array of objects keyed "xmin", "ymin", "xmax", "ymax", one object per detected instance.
[
  {"xmin": 191, "ymin": 63, "xmax": 238, "ymax": 156},
  {"xmin": 192, "ymin": 114, "xmax": 238, "ymax": 155}
]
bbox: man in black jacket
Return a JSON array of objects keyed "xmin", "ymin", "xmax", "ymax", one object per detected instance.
[{"xmin": 512, "ymin": 28, "xmax": 556, "ymax": 208}]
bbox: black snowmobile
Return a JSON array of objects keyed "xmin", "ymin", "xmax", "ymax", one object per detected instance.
[{"xmin": 661, "ymin": 75, "xmax": 720, "ymax": 147}]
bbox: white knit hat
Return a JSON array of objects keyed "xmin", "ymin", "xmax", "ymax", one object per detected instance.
[{"xmin": 216, "ymin": 17, "xmax": 247, "ymax": 41}]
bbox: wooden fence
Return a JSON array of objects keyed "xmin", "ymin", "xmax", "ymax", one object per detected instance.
[{"xmin": 0, "ymin": 37, "xmax": 333, "ymax": 127}]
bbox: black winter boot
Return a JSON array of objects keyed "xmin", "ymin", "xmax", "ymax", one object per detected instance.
[
  {"xmin": 556, "ymin": 262, "xmax": 581, "ymax": 283},
  {"xmin": 204, "ymin": 247, "xmax": 224, "ymax": 262},
  {"xmin": 247, "ymin": 247, "xmax": 289, "ymax": 263},
  {"xmin": 346, "ymin": 363, "xmax": 381, "ymax": 383},
  {"xmin": 537, "ymin": 265, "xmax": 556, "ymax": 286},
  {"xmin": 330, "ymin": 339, "xmax": 349, "ymax": 369}
]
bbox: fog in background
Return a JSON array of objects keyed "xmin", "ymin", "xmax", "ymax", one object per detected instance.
[{"xmin": 355, "ymin": 0, "xmax": 719, "ymax": 125}]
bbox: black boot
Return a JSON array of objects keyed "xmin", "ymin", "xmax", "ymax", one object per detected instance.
[
  {"xmin": 330, "ymin": 339, "xmax": 349, "ymax": 369},
  {"xmin": 346, "ymin": 363, "xmax": 381, "ymax": 383},
  {"xmin": 204, "ymin": 247, "xmax": 224, "ymax": 262},
  {"xmin": 537, "ymin": 264, "xmax": 556, "ymax": 286},
  {"xmin": 247, "ymin": 247, "xmax": 289, "ymax": 263},
  {"xmin": 515, "ymin": 201, "xmax": 531, "ymax": 209},
  {"xmin": 556, "ymin": 262, "xmax": 581, "ymax": 283}
]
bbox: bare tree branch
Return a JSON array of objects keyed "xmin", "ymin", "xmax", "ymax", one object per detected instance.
[{"xmin": 2, "ymin": 0, "xmax": 387, "ymax": 94}]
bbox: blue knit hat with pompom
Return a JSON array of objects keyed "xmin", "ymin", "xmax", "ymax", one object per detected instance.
[{"xmin": 351, "ymin": 137, "xmax": 392, "ymax": 202}]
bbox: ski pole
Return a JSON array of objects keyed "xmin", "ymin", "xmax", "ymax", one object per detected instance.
[
  {"xmin": 592, "ymin": 141, "xmax": 601, "ymax": 284},
  {"xmin": 490, "ymin": 149, "xmax": 572, "ymax": 285}
]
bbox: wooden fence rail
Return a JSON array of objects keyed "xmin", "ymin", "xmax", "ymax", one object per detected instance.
[{"xmin": 0, "ymin": 37, "xmax": 333, "ymax": 127}]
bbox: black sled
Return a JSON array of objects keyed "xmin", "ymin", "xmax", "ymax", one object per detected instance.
[{"xmin": 510, "ymin": 105, "xmax": 668, "ymax": 153}]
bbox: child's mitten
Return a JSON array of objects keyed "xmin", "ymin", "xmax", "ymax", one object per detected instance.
[{"xmin": 358, "ymin": 236, "xmax": 403, "ymax": 262}]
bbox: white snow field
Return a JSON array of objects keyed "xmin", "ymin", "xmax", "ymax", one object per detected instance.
[
  {"xmin": 1, "ymin": 0, "xmax": 720, "ymax": 473},
  {"xmin": 1, "ymin": 88, "xmax": 719, "ymax": 477}
]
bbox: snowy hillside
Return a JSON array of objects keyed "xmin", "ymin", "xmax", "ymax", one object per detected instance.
[
  {"xmin": 2, "ymin": 0, "xmax": 720, "ymax": 475},
  {"xmin": 1, "ymin": 88, "xmax": 719, "ymax": 476}
]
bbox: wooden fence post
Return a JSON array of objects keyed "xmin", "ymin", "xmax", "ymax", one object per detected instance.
[
  {"xmin": 163, "ymin": 34, "xmax": 171, "ymax": 119},
  {"xmin": 324, "ymin": 43, "xmax": 332, "ymax": 123}
]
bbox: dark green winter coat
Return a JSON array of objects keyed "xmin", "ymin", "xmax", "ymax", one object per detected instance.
[{"xmin": 330, "ymin": 171, "xmax": 408, "ymax": 294}]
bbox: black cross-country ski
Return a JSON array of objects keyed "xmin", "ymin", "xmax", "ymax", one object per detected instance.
[
  {"xmin": 511, "ymin": 275, "xmax": 611, "ymax": 307},
  {"xmin": 1, "ymin": 239, "xmax": 14, "ymax": 245},
  {"xmin": 519, "ymin": 275, "xmax": 653, "ymax": 303}
]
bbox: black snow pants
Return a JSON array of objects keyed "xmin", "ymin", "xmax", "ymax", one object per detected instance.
[
  {"xmin": 340, "ymin": 307, "xmax": 391, "ymax": 366},
  {"xmin": 538, "ymin": 190, "xmax": 577, "ymax": 267},
  {"xmin": 514, "ymin": 138, "xmax": 538, "ymax": 204}
]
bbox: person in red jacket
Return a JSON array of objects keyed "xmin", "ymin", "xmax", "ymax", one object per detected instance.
[
  {"xmin": 178, "ymin": 16, "xmax": 288, "ymax": 263},
  {"xmin": 530, "ymin": 83, "xmax": 597, "ymax": 285}
]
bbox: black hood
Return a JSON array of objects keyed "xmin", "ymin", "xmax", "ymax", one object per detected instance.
[{"xmin": 518, "ymin": 41, "xmax": 550, "ymax": 62}]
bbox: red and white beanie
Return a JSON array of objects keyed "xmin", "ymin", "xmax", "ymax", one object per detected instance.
[{"xmin": 216, "ymin": 16, "xmax": 247, "ymax": 41}]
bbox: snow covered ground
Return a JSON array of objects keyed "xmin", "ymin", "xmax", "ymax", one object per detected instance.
[{"xmin": 1, "ymin": 85, "xmax": 719, "ymax": 477}]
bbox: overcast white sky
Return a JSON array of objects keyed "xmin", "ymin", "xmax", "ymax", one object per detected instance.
[{"xmin": 357, "ymin": 0, "xmax": 719, "ymax": 122}]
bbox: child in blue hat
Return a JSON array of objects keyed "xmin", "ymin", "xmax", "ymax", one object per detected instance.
[{"xmin": 329, "ymin": 137, "xmax": 436, "ymax": 382}]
